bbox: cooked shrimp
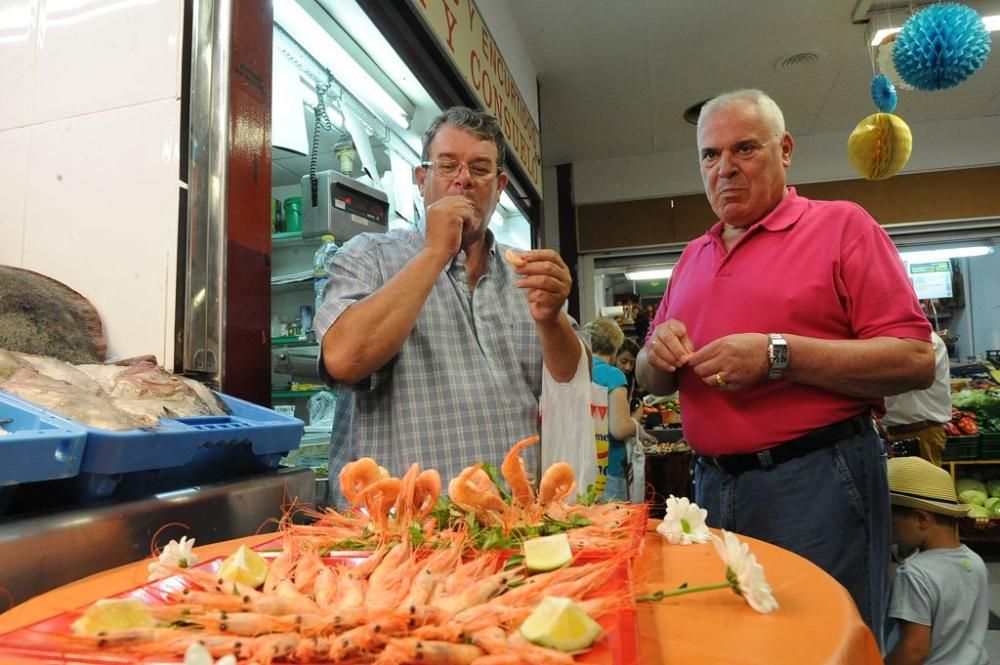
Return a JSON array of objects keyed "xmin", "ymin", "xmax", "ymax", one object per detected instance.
[
  {"xmin": 355, "ymin": 476, "xmax": 402, "ymax": 536},
  {"xmin": 501, "ymin": 435, "xmax": 539, "ymax": 509},
  {"xmin": 339, "ymin": 457, "xmax": 387, "ymax": 504},
  {"xmin": 449, "ymin": 464, "xmax": 511, "ymax": 526},
  {"xmin": 537, "ymin": 462, "xmax": 576, "ymax": 506},
  {"xmin": 264, "ymin": 539, "xmax": 297, "ymax": 593},
  {"xmin": 377, "ymin": 637, "xmax": 485, "ymax": 665},
  {"xmin": 413, "ymin": 468, "xmax": 442, "ymax": 522},
  {"xmin": 503, "ymin": 248, "xmax": 527, "ymax": 268}
]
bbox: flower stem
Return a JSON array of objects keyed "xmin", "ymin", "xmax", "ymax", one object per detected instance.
[{"xmin": 636, "ymin": 581, "xmax": 732, "ymax": 602}]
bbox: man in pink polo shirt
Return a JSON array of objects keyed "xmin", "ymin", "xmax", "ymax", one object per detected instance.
[{"xmin": 636, "ymin": 89, "xmax": 933, "ymax": 646}]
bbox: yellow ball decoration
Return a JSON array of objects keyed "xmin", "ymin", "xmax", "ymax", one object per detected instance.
[{"xmin": 847, "ymin": 113, "xmax": 913, "ymax": 181}]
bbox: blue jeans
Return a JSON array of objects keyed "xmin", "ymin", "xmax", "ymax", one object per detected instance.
[{"xmin": 694, "ymin": 425, "xmax": 889, "ymax": 650}]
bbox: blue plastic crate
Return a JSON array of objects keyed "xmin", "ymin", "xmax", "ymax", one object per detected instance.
[
  {"xmin": 0, "ymin": 392, "xmax": 88, "ymax": 487},
  {"xmin": 71, "ymin": 393, "xmax": 304, "ymax": 499}
]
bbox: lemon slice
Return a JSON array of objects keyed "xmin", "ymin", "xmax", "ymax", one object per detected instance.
[
  {"xmin": 519, "ymin": 596, "xmax": 603, "ymax": 651},
  {"xmin": 523, "ymin": 533, "xmax": 572, "ymax": 572},
  {"xmin": 217, "ymin": 544, "xmax": 269, "ymax": 588},
  {"xmin": 70, "ymin": 598, "xmax": 155, "ymax": 635}
]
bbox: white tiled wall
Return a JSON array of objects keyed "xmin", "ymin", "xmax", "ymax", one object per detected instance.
[
  {"xmin": 2, "ymin": 0, "xmax": 184, "ymax": 366},
  {"xmin": 0, "ymin": 127, "xmax": 30, "ymax": 266}
]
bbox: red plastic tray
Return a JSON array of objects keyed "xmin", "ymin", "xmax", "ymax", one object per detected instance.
[{"xmin": 0, "ymin": 552, "xmax": 638, "ymax": 664}]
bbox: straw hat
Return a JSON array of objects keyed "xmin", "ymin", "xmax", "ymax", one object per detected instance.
[{"xmin": 887, "ymin": 457, "xmax": 970, "ymax": 517}]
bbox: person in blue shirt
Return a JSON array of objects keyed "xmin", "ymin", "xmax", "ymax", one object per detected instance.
[{"xmin": 584, "ymin": 317, "xmax": 638, "ymax": 501}]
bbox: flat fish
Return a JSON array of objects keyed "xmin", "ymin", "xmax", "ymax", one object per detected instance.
[
  {"xmin": 16, "ymin": 352, "xmax": 104, "ymax": 395},
  {"xmin": 97, "ymin": 360, "xmax": 220, "ymax": 426},
  {"xmin": 180, "ymin": 377, "xmax": 231, "ymax": 416},
  {"xmin": 0, "ymin": 368, "xmax": 137, "ymax": 430},
  {"xmin": 74, "ymin": 363, "xmax": 128, "ymax": 394}
]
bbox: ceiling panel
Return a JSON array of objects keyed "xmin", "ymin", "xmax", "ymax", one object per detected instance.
[{"xmin": 508, "ymin": 0, "xmax": 1000, "ymax": 168}]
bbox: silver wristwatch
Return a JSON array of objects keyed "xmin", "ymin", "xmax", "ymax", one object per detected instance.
[{"xmin": 767, "ymin": 333, "xmax": 789, "ymax": 380}]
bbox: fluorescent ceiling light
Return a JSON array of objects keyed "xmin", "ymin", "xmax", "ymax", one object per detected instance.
[
  {"xmin": 274, "ymin": 0, "xmax": 410, "ymax": 129},
  {"xmin": 626, "ymin": 268, "xmax": 673, "ymax": 281},
  {"xmin": 871, "ymin": 14, "xmax": 1000, "ymax": 44},
  {"xmin": 899, "ymin": 246, "xmax": 993, "ymax": 262}
]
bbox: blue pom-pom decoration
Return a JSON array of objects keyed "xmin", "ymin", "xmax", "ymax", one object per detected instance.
[
  {"xmin": 870, "ymin": 74, "xmax": 898, "ymax": 112},
  {"xmin": 893, "ymin": 3, "xmax": 991, "ymax": 91}
]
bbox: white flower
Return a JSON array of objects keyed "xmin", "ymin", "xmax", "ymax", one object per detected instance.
[
  {"xmin": 148, "ymin": 536, "xmax": 198, "ymax": 581},
  {"xmin": 656, "ymin": 495, "xmax": 711, "ymax": 545},
  {"xmin": 711, "ymin": 530, "xmax": 779, "ymax": 614}
]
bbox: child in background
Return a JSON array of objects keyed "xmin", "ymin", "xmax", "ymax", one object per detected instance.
[
  {"xmin": 885, "ymin": 457, "xmax": 988, "ymax": 665},
  {"xmin": 584, "ymin": 317, "xmax": 634, "ymax": 502}
]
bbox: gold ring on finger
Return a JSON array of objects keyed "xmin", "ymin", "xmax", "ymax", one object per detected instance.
[{"xmin": 715, "ymin": 372, "xmax": 726, "ymax": 389}]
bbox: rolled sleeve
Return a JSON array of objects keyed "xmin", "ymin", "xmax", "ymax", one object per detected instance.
[
  {"xmin": 313, "ymin": 234, "xmax": 387, "ymax": 389},
  {"xmin": 839, "ymin": 206, "xmax": 931, "ymax": 342}
]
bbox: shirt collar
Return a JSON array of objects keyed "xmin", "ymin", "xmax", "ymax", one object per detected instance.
[
  {"xmin": 706, "ymin": 186, "xmax": 806, "ymax": 241},
  {"xmin": 447, "ymin": 228, "xmax": 497, "ymax": 272}
]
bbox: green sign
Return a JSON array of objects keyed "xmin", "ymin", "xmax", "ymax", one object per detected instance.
[{"xmin": 909, "ymin": 261, "xmax": 950, "ymax": 274}]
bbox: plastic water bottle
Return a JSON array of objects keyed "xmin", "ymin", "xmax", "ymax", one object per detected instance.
[{"xmin": 312, "ymin": 235, "xmax": 339, "ymax": 329}]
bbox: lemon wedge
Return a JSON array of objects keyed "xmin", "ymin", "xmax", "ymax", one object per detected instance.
[
  {"xmin": 217, "ymin": 544, "xmax": 269, "ymax": 588},
  {"xmin": 70, "ymin": 598, "xmax": 155, "ymax": 635},
  {"xmin": 523, "ymin": 533, "xmax": 572, "ymax": 572},
  {"xmin": 519, "ymin": 596, "xmax": 603, "ymax": 651}
]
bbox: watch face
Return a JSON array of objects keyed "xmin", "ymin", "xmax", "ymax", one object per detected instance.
[{"xmin": 773, "ymin": 342, "xmax": 789, "ymax": 366}]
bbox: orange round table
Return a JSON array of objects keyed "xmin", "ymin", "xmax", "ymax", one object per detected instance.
[{"xmin": 0, "ymin": 525, "xmax": 882, "ymax": 665}]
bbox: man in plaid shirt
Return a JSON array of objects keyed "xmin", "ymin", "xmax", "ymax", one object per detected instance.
[{"xmin": 314, "ymin": 107, "xmax": 582, "ymax": 507}]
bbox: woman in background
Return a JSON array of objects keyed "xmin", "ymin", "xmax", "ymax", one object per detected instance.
[{"xmin": 584, "ymin": 317, "xmax": 637, "ymax": 501}]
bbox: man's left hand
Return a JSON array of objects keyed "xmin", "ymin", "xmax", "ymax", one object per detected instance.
[
  {"xmin": 687, "ymin": 333, "xmax": 769, "ymax": 391},
  {"xmin": 511, "ymin": 249, "xmax": 571, "ymax": 324}
]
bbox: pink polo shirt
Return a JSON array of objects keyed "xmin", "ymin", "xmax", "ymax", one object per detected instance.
[{"xmin": 648, "ymin": 188, "xmax": 930, "ymax": 456}]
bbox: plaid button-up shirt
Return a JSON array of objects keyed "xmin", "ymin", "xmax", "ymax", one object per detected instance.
[{"xmin": 314, "ymin": 226, "xmax": 554, "ymax": 507}]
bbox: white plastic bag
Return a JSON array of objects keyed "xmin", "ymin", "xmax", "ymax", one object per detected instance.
[
  {"xmin": 626, "ymin": 419, "xmax": 647, "ymax": 503},
  {"xmin": 540, "ymin": 340, "xmax": 605, "ymax": 501}
]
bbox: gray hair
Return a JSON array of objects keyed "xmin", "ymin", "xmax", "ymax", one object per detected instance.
[
  {"xmin": 584, "ymin": 317, "xmax": 625, "ymax": 357},
  {"xmin": 698, "ymin": 89, "xmax": 786, "ymax": 138},
  {"xmin": 421, "ymin": 107, "xmax": 507, "ymax": 166}
]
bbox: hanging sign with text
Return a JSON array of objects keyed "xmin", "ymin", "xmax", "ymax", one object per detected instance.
[{"xmin": 409, "ymin": 0, "xmax": 542, "ymax": 195}]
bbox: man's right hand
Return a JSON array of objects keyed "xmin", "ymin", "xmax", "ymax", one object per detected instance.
[
  {"xmin": 646, "ymin": 319, "xmax": 696, "ymax": 373},
  {"xmin": 423, "ymin": 195, "xmax": 476, "ymax": 259}
]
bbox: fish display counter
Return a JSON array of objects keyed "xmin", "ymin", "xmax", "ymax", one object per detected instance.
[{"xmin": 0, "ymin": 349, "xmax": 311, "ymax": 608}]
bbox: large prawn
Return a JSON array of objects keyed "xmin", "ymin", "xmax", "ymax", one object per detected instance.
[
  {"xmin": 500, "ymin": 434, "xmax": 539, "ymax": 510},
  {"xmin": 448, "ymin": 464, "xmax": 512, "ymax": 528}
]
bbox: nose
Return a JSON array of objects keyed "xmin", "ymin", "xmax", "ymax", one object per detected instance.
[
  {"xmin": 451, "ymin": 163, "xmax": 475, "ymax": 188},
  {"xmin": 716, "ymin": 150, "xmax": 738, "ymax": 177}
]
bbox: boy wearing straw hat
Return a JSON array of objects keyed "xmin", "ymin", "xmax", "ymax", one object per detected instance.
[{"xmin": 885, "ymin": 457, "xmax": 988, "ymax": 665}]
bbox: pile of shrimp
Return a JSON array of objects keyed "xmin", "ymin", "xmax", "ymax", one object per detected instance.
[
  {"xmin": 67, "ymin": 531, "xmax": 633, "ymax": 664},
  {"xmin": 290, "ymin": 435, "xmax": 648, "ymax": 555}
]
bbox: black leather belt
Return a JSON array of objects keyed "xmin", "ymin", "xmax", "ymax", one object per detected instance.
[{"xmin": 702, "ymin": 413, "xmax": 870, "ymax": 475}]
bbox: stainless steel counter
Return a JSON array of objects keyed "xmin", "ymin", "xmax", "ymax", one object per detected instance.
[{"xmin": 0, "ymin": 468, "xmax": 315, "ymax": 610}]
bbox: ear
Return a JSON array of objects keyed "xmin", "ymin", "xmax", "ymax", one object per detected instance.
[
  {"xmin": 415, "ymin": 165, "xmax": 427, "ymax": 196},
  {"xmin": 914, "ymin": 509, "xmax": 936, "ymax": 527},
  {"xmin": 780, "ymin": 132, "xmax": 794, "ymax": 168},
  {"xmin": 495, "ymin": 169, "xmax": 509, "ymax": 196}
]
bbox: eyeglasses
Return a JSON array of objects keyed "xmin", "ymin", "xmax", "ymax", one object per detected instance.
[{"xmin": 420, "ymin": 159, "xmax": 500, "ymax": 181}]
